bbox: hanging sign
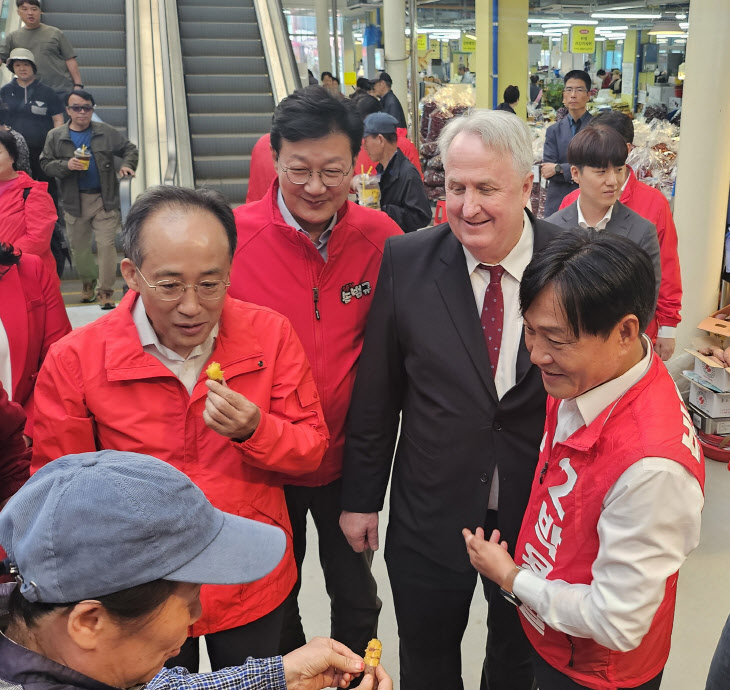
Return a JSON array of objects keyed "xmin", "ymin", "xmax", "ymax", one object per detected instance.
[
  {"xmin": 569, "ymin": 25, "xmax": 596, "ymax": 53},
  {"xmin": 561, "ymin": 34, "xmax": 569, "ymax": 52},
  {"xmin": 605, "ymin": 40, "xmax": 617, "ymax": 51},
  {"xmin": 460, "ymin": 35, "xmax": 476, "ymax": 52},
  {"xmin": 417, "ymin": 33, "xmax": 428, "ymax": 51}
]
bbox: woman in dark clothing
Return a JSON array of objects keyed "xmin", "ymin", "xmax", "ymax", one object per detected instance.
[{"xmin": 496, "ymin": 85, "xmax": 520, "ymax": 113}]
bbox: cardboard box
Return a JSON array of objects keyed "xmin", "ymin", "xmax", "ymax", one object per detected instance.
[
  {"xmin": 697, "ymin": 305, "xmax": 730, "ymax": 343},
  {"xmin": 685, "ymin": 336, "xmax": 730, "ymax": 392},
  {"xmin": 689, "ymin": 405, "xmax": 730, "ymax": 436},
  {"xmin": 686, "ymin": 377, "xmax": 730, "ymax": 418}
]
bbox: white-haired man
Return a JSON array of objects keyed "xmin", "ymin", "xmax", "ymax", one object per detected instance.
[{"xmin": 340, "ymin": 110, "xmax": 563, "ymax": 690}]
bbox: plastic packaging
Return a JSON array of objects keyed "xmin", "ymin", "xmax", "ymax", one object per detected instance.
[{"xmin": 352, "ymin": 170, "xmax": 381, "ymax": 210}]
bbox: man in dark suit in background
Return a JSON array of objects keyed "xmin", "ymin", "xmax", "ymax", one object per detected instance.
[
  {"xmin": 541, "ymin": 70, "xmax": 593, "ymax": 216},
  {"xmin": 340, "ymin": 109, "xmax": 562, "ymax": 690}
]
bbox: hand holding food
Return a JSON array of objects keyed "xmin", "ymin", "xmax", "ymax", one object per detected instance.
[
  {"xmin": 363, "ymin": 639, "xmax": 382, "ymax": 689},
  {"xmin": 203, "ymin": 371, "xmax": 261, "ymax": 440}
]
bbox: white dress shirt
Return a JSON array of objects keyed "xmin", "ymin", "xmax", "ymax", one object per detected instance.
[
  {"xmin": 463, "ymin": 210, "xmax": 534, "ymax": 510},
  {"xmin": 0, "ymin": 318, "xmax": 11, "ymax": 399},
  {"xmin": 576, "ymin": 197, "xmax": 614, "ymax": 231},
  {"xmin": 514, "ymin": 337, "xmax": 704, "ymax": 652},
  {"xmin": 132, "ymin": 297, "xmax": 219, "ymax": 396},
  {"xmin": 277, "ymin": 189, "xmax": 336, "ymax": 261}
]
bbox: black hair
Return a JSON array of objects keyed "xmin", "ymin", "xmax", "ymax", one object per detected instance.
[
  {"xmin": 368, "ymin": 131, "xmax": 397, "ymax": 145},
  {"xmin": 356, "ymin": 77, "xmax": 372, "ymax": 90},
  {"xmin": 0, "ymin": 128, "xmax": 20, "ymax": 167},
  {"xmin": 16, "ymin": 0, "xmax": 40, "ymax": 7},
  {"xmin": 8, "ymin": 579, "xmax": 179, "ymax": 632},
  {"xmin": 0, "ymin": 242, "xmax": 22, "ymax": 266},
  {"xmin": 530, "ymin": 75, "xmax": 539, "ymax": 84},
  {"xmin": 320, "ymin": 71, "xmax": 334, "ymax": 80},
  {"xmin": 597, "ymin": 69, "xmax": 606, "ymax": 77},
  {"xmin": 122, "ymin": 185, "xmax": 237, "ymax": 267},
  {"xmin": 66, "ymin": 89, "xmax": 95, "ymax": 107},
  {"xmin": 270, "ymin": 85, "xmax": 363, "ymax": 159},
  {"xmin": 567, "ymin": 125, "xmax": 627, "ymax": 170},
  {"xmin": 589, "ymin": 110, "xmax": 634, "ymax": 144},
  {"xmin": 520, "ymin": 228, "xmax": 655, "ymax": 338},
  {"xmin": 563, "ymin": 70, "xmax": 592, "ymax": 92},
  {"xmin": 355, "ymin": 93, "xmax": 382, "ymax": 121},
  {"xmin": 331, "ymin": 76, "xmax": 340, "ymax": 85},
  {"xmin": 503, "ymin": 85, "xmax": 520, "ymax": 105}
]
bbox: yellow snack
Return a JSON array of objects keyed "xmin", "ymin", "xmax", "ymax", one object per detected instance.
[
  {"xmin": 206, "ymin": 362, "xmax": 224, "ymax": 382},
  {"xmin": 363, "ymin": 638, "xmax": 382, "ymax": 689}
]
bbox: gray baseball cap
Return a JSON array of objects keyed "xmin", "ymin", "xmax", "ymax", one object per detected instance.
[
  {"xmin": 363, "ymin": 112, "xmax": 398, "ymax": 137},
  {"xmin": 0, "ymin": 450, "xmax": 286, "ymax": 603}
]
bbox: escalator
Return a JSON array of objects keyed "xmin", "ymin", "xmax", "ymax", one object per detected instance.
[{"xmin": 176, "ymin": 0, "xmax": 299, "ymax": 206}]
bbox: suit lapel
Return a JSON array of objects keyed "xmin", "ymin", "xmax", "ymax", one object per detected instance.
[
  {"xmin": 606, "ymin": 202, "xmax": 631, "ymax": 238},
  {"xmin": 434, "ymin": 233, "xmax": 498, "ymax": 402}
]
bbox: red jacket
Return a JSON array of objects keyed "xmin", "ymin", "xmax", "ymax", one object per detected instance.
[
  {"xmin": 559, "ymin": 168, "xmax": 682, "ymax": 339},
  {"xmin": 231, "ymin": 180, "xmax": 402, "ymax": 486},
  {"xmin": 515, "ymin": 355, "xmax": 704, "ymax": 690},
  {"xmin": 355, "ymin": 128, "xmax": 423, "ymax": 180},
  {"xmin": 31, "ymin": 292, "xmax": 329, "ymax": 636},
  {"xmin": 0, "ymin": 381, "xmax": 30, "ymax": 503},
  {"xmin": 0, "ymin": 172, "xmax": 58, "ymax": 281},
  {"xmin": 0, "ymin": 253, "xmax": 70, "ymax": 436}
]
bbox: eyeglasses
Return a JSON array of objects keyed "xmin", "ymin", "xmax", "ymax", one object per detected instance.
[
  {"xmin": 136, "ymin": 267, "xmax": 230, "ymax": 301},
  {"xmin": 563, "ymin": 87, "xmax": 588, "ymax": 94},
  {"xmin": 280, "ymin": 163, "xmax": 353, "ymax": 188},
  {"xmin": 68, "ymin": 105, "xmax": 94, "ymax": 113}
]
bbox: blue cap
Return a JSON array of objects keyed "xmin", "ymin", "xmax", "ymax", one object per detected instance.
[
  {"xmin": 363, "ymin": 112, "xmax": 399, "ymax": 136},
  {"xmin": 0, "ymin": 450, "xmax": 286, "ymax": 603}
]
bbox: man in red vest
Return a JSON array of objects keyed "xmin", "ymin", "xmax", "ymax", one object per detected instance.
[{"xmin": 463, "ymin": 229, "xmax": 704, "ymax": 690}]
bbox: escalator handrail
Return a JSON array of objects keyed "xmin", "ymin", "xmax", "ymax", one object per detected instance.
[
  {"xmin": 120, "ymin": 0, "xmax": 138, "ymax": 221},
  {"xmin": 254, "ymin": 0, "xmax": 301, "ymax": 104}
]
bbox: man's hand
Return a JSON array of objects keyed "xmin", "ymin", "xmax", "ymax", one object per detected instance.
[
  {"xmin": 119, "ymin": 166, "xmax": 135, "ymax": 177},
  {"xmin": 67, "ymin": 157, "xmax": 87, "ymax": 171},
  {"xmin": 541, "ymin": 162, "xmax": 557, "ymax": 179},
  {"xmin": 654, "ymin": 337, "xmax": 675, "ymax": 361},
  {"xmin": 282, "ymin": 637, "xmax": 373, "ymax": 690},
  {"xmin": 203, "ymin": 379, "xmax": 261, "ymax": 441},
  {"xmin": 462, "ymin": 527, "xmax": 516, "ymax": 589},
  {"xmin": 340, "ymin": 511, "xmax": 379, "ymax": 552}
]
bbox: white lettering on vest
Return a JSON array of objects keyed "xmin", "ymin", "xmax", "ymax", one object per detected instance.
[
  {"xmin": 535, "ymin": 501, "xmax": 563, "ymax": 560},
  {"xmin": 679, "ymin": 404, "xmax": 701, "ymax": 462},
  {"xmin": 547, "ymin": 457, "xmax": 577, "ymax": 520}
]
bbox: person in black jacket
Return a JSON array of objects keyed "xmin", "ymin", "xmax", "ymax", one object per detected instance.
[
  {"xmin": 496, "ymin": 85, "xmax": 520, "ymax": 114},
  {"xmin": 372, "ymin": 72, "xmax": 407, "ymax": 128},
  {"xmin": 362, "ymin": 112, "xmax": 430, "ymax": 233}
]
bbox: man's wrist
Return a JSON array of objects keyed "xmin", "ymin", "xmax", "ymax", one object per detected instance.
[{"xmin": 502, "ymin": 565, "xmax": 522, "ymax": 594}]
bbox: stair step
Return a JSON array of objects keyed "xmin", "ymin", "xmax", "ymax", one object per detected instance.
[
  {"xmin": 177, "ymin": 6, "xmax": 257, "ymax": 23},
  {"xmin": 95, "ymin": 107, "xmax": 127, "ymax": 128},
  {"xmin": 42, "ymin": 13, "xmax": 125, "ymax": 31},
  {"xmin": 191, "ymin": 134, "xmax": 263, "ymax": 157},
  {"xmin": 187, "ymin": 93, "xmax": 274, "ymax": 114},
  {"xmin": 178, "ymin": 0, "xmax": 254, "ymax": 6},
  {"xmin": 193, "ymin": 156, "xmax": 251, "ymax": 180},
  {"xmin": 181, "ymin": 38, "xmax": 264, "ymax": 58},
  {"xmin": 62, "ymin": 30, "xmax": 125, "ymax": 50},
  {"xmin": 184, "ymin": 74, "xmax": 271, "ymax": 93},
  {"xmin": 86, "ymin": 86, "xmax": 127, "ymax": 108},
  {"xmin": 42, "ymin": 0, "xmax": 124, "ymax": 13},
  {"xmin": 188, "ymin": 113, "xmax": 271, "ymax": 135},
  {"xmin": 81, "ymin": 67, "xmax": 127, "ymax": 87},
  {"xmin": 75, "ymin": 48, "xmax": 126, "ymax": 68},
  {"xmin": 196, "ymin": 179, "xmax": 249, "ymax": 208},
  {"xmin": 183, "ymin": 56, "xmax": 267, "ymax": 75},
  {"xmin": 179, "ymin": 21, "xmax": 260, "ymax": 40}
]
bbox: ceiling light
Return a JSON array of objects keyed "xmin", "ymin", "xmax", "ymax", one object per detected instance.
[
  {"xmin": 527, "ymin": 31, "xmax": 545, "ymax": 36},
  {"xmin": 596, "ymin": 26, "xmax": 629, "ymax": 31},
  {"xmin": 591, "ymin": 13, "xmax": 661, "ymax": 19},
  {"xmin": 679, "ymin": 22, "xmax": 689, "ymax": 29},
  {"xmin": 528, "ymin": 18, "xmax": 598, "ymax": 25},
  {"xmin": 648, "ymin": 19, "xmax": 684, "ymax": 35},
  {"xmin": 465, "ymin": 33, "xmax": 476, "ymax": 39},
  {"xmin": 675, "ymin": 13, "xmax": 687, "ymax": 19}
]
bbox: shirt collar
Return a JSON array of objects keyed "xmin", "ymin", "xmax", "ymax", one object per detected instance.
[
  {"xmin": 277, "ymin": 188, "xmax": 336, "ymax": 249},
  {"xmin": 621, "ymin": 168, "xmax": 631, "ymax": 193},
  {"xmin": 576, "ymin": 197, "xmax": 614, "ymax": 231},
  {"xmin": 463, "ymin": 210, "xmax": 534, "ymax": 280},
  {"xmin": 573, "ymin": 334, "xmax": 653, "ymax": 427},
  {"xmin": 132, "ymin": 293, "xmax": 219, "ymax": 362}
]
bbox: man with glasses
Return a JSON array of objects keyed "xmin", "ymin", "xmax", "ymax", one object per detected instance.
[
  {"xmin": 31, "ymin": 185, "xmax": 329, "ymax": 669},
  {"xmin": 41, "ymin": 90, "xmax": 137, "ymax": 308},
  {"xmin": 229, "ymin": 86, "xmax": 401, "ymax": 660},
  {"xmin": 541, "ymin": 70, "xmax": 592, "ymax": 217}
]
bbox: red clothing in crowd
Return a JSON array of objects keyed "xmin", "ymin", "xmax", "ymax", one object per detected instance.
[
  {"xmin": 355, "ymin": 128, "xmax": 423, "ymax": 180},
  {"xmin": 0, "ymin": 253, "xmax": 70, "ymax": 436},
  {"xmin": 0, "ymin": 381, "xmax": 30, "ymax": 504},
  {"xmin": 560, "ymin": 167, "xmax": 682, "ymax": 339},
  {"xmin": 31, "ymin": 292, "xmax": 329, "ymax": 636},
  {"xmin": 515, "ymin": 354, "xmax": 704, "ymax": 690},
  {"xmin": 0, "ymin": 171, "xmax": 58, "ymax": 281},
  {"xmin": 231, "ymin": 180, "xmax": 402, "ymax": 487}
]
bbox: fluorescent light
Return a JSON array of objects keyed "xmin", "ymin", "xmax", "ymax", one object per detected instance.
[
  {"xmin": 465, "ymin": 33, "xmax": 476, "ymax": 40},
  {"xmin": 656, "ymin": 38, "xmax": 668, "ymax": 43},
  {"xmin": 679, "ymin": 22, "xmax": 689, "ymax": 29},
  {"xmin": 527, "ymin": 31, "xmax": 545, "ymax": 36},
  {"xmin": 528, "ymin": 18, "xmax": 598, "ymax": 25},
  {"xmin": 596, "ymin": 37, "xmax": 607, "ymax": 41},
  {"xmin": 591, "ymin": 13, "xmax": 661, "ymax": 19},
  {"xmin": 675, "ymin": 13, "xmax": 687, "ymax": 19},
  {"xmin": 596, "ymin": 26, "xmax": 629, "ymax": 31},
  {"xmin": 648, "ymin": 19, "xmax": 684, "ymax": 35},
  {"xmin": 653, "ymin": 32, "xmax": 688, "ymax": 38}
]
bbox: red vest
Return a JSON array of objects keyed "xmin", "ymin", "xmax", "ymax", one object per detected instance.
[{"xmin": 514, "ymin": 354, "xmax": 705, "ymax": 690}]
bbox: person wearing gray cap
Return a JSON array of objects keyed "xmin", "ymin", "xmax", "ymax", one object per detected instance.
[
  {"xmin": 362, "ymin": 113, "xmax": 430, "ymax": 233},
  {"xmin": 371, "ymin": 73, "xmax": 406, "ymax": 129},
  {"xmin": 0, "ymin": 450, "xmax": 391, "ymax": 690}
]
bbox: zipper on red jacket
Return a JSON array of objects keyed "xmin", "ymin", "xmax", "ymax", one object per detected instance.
[
  {"xmin": 568, "ymin": 636, "xmax": 575, "ymax": 667},
  {"xmin": 312, "ymin": 287, "xmax": 320, "ymax": 320},
  {"xmin": 539, "ymin": 459, "xmax": 549, "ymax": 484}
]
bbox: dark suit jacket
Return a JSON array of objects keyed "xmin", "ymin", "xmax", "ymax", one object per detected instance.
[
  {"xmin": 547, "ymin": 200, "xmax": 661, "ymax": 308},
  {"xmin": 542, "ymin": 113, "xmax": 592, "ymax": 216},
  {"xmin": 342, "ymin": 211, "xmax": 563, "ymax": 575}
]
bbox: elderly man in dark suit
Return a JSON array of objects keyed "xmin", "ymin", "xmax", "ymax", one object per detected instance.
[
  {"xmin": 541, "ymin": 70, "xmax": 593, "ymax": 216},
  {"xmin": 546, "ymin": 125, "xmax": 661, "ymax": 310},
  {"xmin": 340, "ymin": 109, "xmax": 563, "ymax": 690}
]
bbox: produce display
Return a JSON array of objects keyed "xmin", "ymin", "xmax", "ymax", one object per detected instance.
[{"xmin": 626, "ymin": 118, "xmax": 680, "ymax": 201}]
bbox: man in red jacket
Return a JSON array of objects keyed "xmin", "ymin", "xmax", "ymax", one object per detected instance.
[
  {"xmin": 558, "ymin": 111, "xmax": 682, "ymax": 360},
  {"xmin": 230, "ymin": 86, "xmax": 402, "ymax": 658},
  {"xmin": 464, "ymin": 230, "xmax": 703, "ymax": 690},
  {"xmin": 31, "ymin": 185, "xmax": 329, "ymax": 671}
]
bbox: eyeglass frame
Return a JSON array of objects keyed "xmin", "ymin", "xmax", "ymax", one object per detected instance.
[
  {"xmin": 563, "ymin": 87, "xmax": 588, "ymax": 94},
  {"xmin": 278, "ymin": 161, "xmax": 354, "ymax": 188},
  {"xmin": 135, "ymin": 267, "xmax": 231, "ymax": 302},
  {"xmin": 67, "ymin": 104, "xmax": 95, "ymax": 113}
]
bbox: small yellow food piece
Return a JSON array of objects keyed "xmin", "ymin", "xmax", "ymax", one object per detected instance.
[
  {"xmin": 206, "ymin": 362, "xmax": 225, "ymax": 382},
  {"xmin": 363, "ymin": 638, "xmax": 382, "ymax": 667}
]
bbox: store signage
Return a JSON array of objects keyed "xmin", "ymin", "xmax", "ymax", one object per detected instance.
[
  {"xmin": 417, "ymin": 33, "xmax": 427, "ymax": 51},
  {"xmin": 430, "ymin": 38, "xmax": 440, "ymax": 52},
  {"xmin": 569, "ymin": 25, "xmax": 595, "ymax": 53},
  {"xmin": 605, "ymin": 40, "xmax": 617, "ymax": 51},
  {"xmin": 460, "ymin": 34, "xmax": 476, "ymax": 52},
  {"xmin": 344, "ymin": 71, "xmax": 357, "ymax": 86},
  {"xmin": 561, "ymin": 34, "xmax": 569, "ymax": 52}
]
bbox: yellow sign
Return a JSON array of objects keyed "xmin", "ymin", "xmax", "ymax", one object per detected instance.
[
  {"xmin": 417, "ymin": 34, "xmax": 427, "ymax": 51},
  {"xmin": 430, "ymin": 38, "xmax": 440, "ymax": 52},
  {"xmin": 343, "ymin": 71, "xmax": 357, "ymax": 86},
  {"xmin": 561, "ymin": 34, "xmax": 569, "ymax": 52},
  {"xmin": 541, "ymin": 37, "xmax": 550, "ymax": 51},
  {"xmin": 569, "ymin": 25, "xmax": 596, "ymax": 54},
  {"xmin": 605, "ymin": 40, "xmax": 617, "ymax": 51},
  {"xmin": 460, "ymin": 35, "xmax": 476, "ymax": 52}
]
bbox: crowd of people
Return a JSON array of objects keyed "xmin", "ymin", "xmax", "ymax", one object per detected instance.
[{"xmin": 0, "ymin": 5, "xmax": 726, "ymax": 690}]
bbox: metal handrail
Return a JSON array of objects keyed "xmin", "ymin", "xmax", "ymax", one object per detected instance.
[
  {"xmin": 254, "ymin": 0, "xmax": 301, "ymax": 104},
  {"xmin": 119, "ymin": 0, "xmax": 139, "ymax": 221}
]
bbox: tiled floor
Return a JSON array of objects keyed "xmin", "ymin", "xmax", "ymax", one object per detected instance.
[{"xmin": 65, "ymin": 300, "xmax": 730, "ymax": 688}]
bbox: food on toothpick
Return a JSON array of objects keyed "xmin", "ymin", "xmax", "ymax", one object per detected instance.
[
  {"xmin": 363, "ymin": 638, "xmax": 382, "ymax": 688},
  {"xmin": 206, "ymin": 361, "xmax": 224, "ymax": 382}
]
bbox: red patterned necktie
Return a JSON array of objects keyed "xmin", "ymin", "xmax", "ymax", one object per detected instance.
[{"xmin": 479, "ymin": 264, "xmax": 505, "ymax": 375}]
